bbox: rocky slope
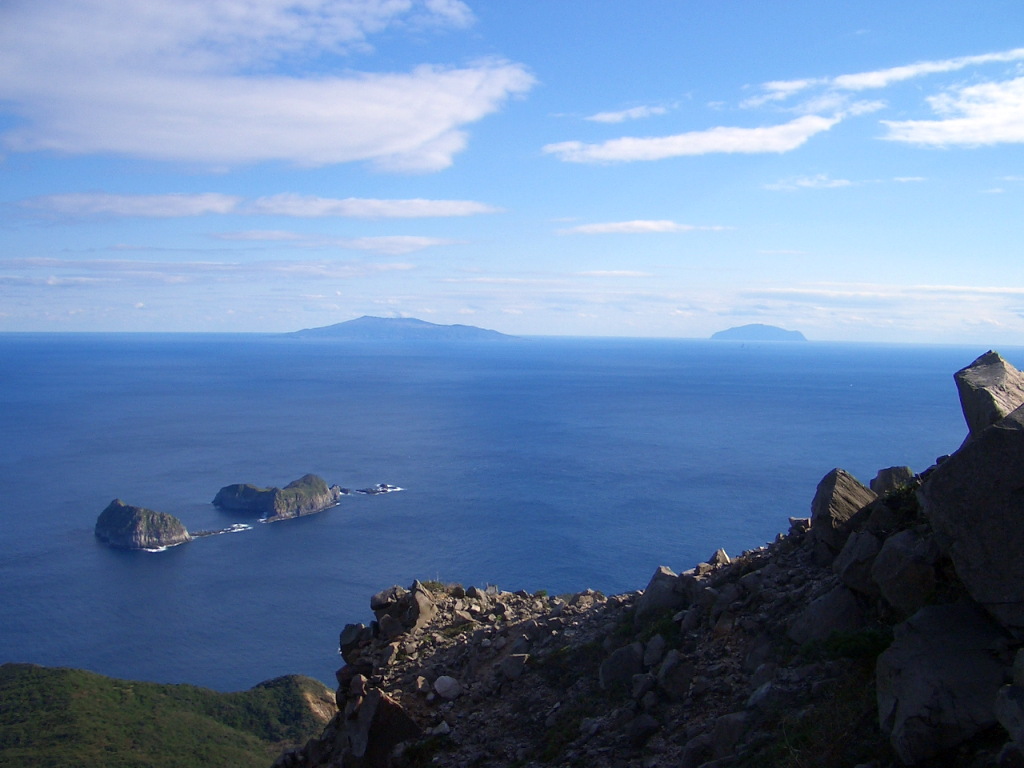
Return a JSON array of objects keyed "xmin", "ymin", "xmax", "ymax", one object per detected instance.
[
  {"xmin": 94, "ymin": 498, "xmax": 192, "ymax": 549},
  {"xmin": 276, "ymin": 351, "xmax": 1024, "ymax": 768},
  {"xmin": 214, "ymin": 474, "xmax": 343, "ymax": 522}
]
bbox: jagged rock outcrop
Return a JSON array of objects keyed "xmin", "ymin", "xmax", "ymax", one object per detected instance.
[
  {"xmin": 955, "ymin": 350, "xmax": 1024, "ymax": 441},
  {"xmin": 877, "ymin": 601, "xmax": 1008, "ymax": 765},
  {"xmin": 808, "ymin": 468, "xmax": 877, "ymax": 561},
  {"xmin": 918, "ymin": 404, "xmax": 1024, "ymax": 632},
  {"xmin": 212, "ymin": 474, "xmax": 342, "ymax": 521},
  {"xmin": 94, "ymin": 499, "xmax": 192, "ymax": 549}
]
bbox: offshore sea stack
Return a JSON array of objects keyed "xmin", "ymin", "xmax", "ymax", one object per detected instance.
[
  {"xmin": 94, "ymin": 499, "xmax": 192, "ymax": 549},
  {"xmin": 213, "ymin": 474, "xmax": 342, "ymax": 522},
  {"xmin": 277, "ymin": 351, "xmax": 1024, "ymax": 768}
]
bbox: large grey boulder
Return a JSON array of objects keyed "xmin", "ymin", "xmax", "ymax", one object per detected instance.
[
  {"xmin": 871, "ymin": 466, "xmax": 915, "ymax": 496},
  {"xmin": 833, "ymin": 531, "xmax": 881, "ymax": 596},
  {"xmin": 635, "ymin": 566, "xmax": 686, "ymax": 625},
  {"xmin": 870, "ymin": 529, "xmax": 939, "ymax": 617},
  {"xmin": 918, "ymin": 404, "xmax": 1024, "ymax": 632},
  {"xmin": 877, "ymin": 601, "xmax": 1007, "ymax": 765},
  {"xmin": 809, "ymin": 469, "xmax": 877, "ymax": 553},
  {"xmin": 788, "ymin": 585, "xmax": 864, "ymax": 645},
  {"xmin": 955, "ymin": 351, "xmax": 1024, "ymax": 441}
]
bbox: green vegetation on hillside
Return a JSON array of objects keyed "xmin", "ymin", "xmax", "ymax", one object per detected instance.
[
  {"xmin": 0, "ymin": 664, "xmax": 335, "ymax": 768},
  {"xmin": 275, "ymin": 475, "xmax": 329, "ymax": 513}
]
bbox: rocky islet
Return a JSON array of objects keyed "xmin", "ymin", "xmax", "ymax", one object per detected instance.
[
  {"xmin": 94, "ymin": 499, "xmax": 192, "ymax": 550},
  {"xmin": 213, "ymin": 473, "xmax": 344, "ymax": 522},
  {"xmin": 275, "ymin": 350, "xmax": 1024, "ymax": 768}
]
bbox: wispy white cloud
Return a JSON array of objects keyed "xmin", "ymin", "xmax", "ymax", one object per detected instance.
[
  {"xmin": 577, "ymin": 270, "xmax": 654, "ymax": 277},
  {"xmin": 882, "ymin": 76, "xmax": 1024, "ymax": 147},
  {"xmin": 741, "ymin": 79, "xmax": 821, "ymax": 108},
  {"xmin": 250, "ymin": 194, "xmax": 500, "ymax": 217},
  {"xmin": 544, "ymin": 114, "xmax": 841, "ymax": 163},
  {"xmin": 211, "ymin": 230, "xmax": 454, "ymax": 254},
  {"xmin": 0, "ymin": 256, "xmax": 416, "ymax": 282},
  {"xmin": 893, "ymin": 176, "xmax": 927, "ymax": 182},
  {"xmin": 559, "ymin": 220, "xmax": 727, "ymax": 234},
  {"xmin": 764, "ymin": 174, "xmax": 853, "ymax": 191},
  {"xmin": 585, "ymin": 106, "xmax": 668, "ymax": 123},
  {"xmin": 22, "ymin": 192, "xmax": 241, "ymax": 217},
  {"xmin": 747, "ymin": 47, "xmax": 1024, "ymax": 105},
  {"xmin": 832, "ymin": 48, "xmax": 1024, "ymax": 91},
  {"xmin": 212, "ymin": 230, "xmax": 304, "ymax": 241},
  {"xmin": 0, "ymin": 0, "xmax": 531, "ymax": 170},
  {"xmin": 19, "ymin": 192, "xmax": 500, "ymax": 219}
]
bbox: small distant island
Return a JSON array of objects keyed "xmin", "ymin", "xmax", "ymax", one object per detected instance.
[
  {"xmin": 94, "ymin": 499, "xmax": 192, "ymax": 550},
  {"xmin": 213, "ymin": 474, "xmax": 343, "ymax": 523},
  {"xmin": 710, "ymin": 323, "xmax": 806, "ymax": 341},
  {"xmin": 288, "ymin": 316, "xmax": 512, "ymax": 341}
]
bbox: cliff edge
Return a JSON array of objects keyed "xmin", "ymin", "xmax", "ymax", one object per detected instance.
[{"xmin": 94, "ymin": 499, "xmax": 192, "ymax": 550}]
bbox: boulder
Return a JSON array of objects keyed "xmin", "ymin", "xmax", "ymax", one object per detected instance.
[
  {"xmin": 500, "ymin": 654, "xmax": 529, "ymax": 682},
  {"xmin": 833, "ymin": 531, "xmax": 881, "ymax": 596},
  {"xmin": 809, "ymin": 469, "xmax": 877, "ymax": 553},
  {"xmin": 339, "ymin": 624, "xmax": 365, "ymax": 659},
  {"xmin": 408, "ymin": 586, "xmax": 437, "ymax": 631},
  {"xmin": 870, "ymin": 529, "xmax": 938, "ymax": 617},
  {"xmin": 918, "ymin": 404, "xmax": 1024, "ymax": 631},
  {"xmin": 433, "ymin": 676, "xmax": 462, "ymax": 700},
  {"xmin": 600, "ymin": 643, "xmax": 644, "ymax": 691},
  {"xmin": 378, "ymin": 614, "xmax": 405, "ymax": 641},
  {"xmin": 643, "ymin": 634, "xmax": 666, "ymax": 667},
  {"xmin": 634, "ymin": 566, "xmax": 686, "ymax": 625},
  {"xmin": 349, "ymin": 689, "xmax": 421, "ymax": 767},
  {"xmin": 996, "ymin": 686, "xmax": 1024, "ymax": 745},
  {"xmin": 712, "ymin": 712, "xmax": 749, "ymax": 760},
  {"xmin": 876, "ymin": 601, "xmax": 1007, "ymax": 764},
  {"xmin": 370, "ymin": 586, "xmax": 407, "ymax": 619},
  {"xmin": 657, "ymin": 649, "xmax": 695, "ymax": 702},
  {"xmin": 788, "ymin": 585, "xmax": 864, "ymax": 645},
  {"xmin": 954, "ymin": 351, "xmax": 1024, "ymax": 441},
  {"xmin": 708, "ymin": 548, "xmax": 730, "ymax": 566},
  {"xmin": 871, "ymin": 466, "xmax": 915, "ymax": 496},
  {"xmin": 625, "ymin": 713, "xmax": 661, "ymax": 746}
]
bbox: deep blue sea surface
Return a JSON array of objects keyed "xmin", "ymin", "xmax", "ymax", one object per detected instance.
[{"xmin": 0, "ymin": 335, "xmax": 1011, "ymax": 692}]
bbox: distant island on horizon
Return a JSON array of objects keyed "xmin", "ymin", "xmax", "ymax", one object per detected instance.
[
  {"xmin": 288, "ymin": 316, "xmax": 513, "ymax": 341},
  {"xmin": 710, "ymin": 323, "xmax": 807, "ymax": 342}
]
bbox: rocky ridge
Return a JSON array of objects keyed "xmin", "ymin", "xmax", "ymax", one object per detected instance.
[
  {"xmin": 213, "ymin": 474, "xmax": 343, "ymax": 522},
  {"xmin": 94, "ymin": 499, "xmax": 192, "ymax": 550},
  {"xmin": 277, "ymin": 351, "xmax": 1024, "ymax": 768}
]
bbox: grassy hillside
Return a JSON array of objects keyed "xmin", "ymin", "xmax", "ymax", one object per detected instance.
[{"xmin": 0, "ymin": 664, "xmax": 335, "ymax": 768}]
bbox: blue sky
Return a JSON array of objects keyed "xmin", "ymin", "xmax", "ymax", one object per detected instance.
[{"xmin": 2, "ymin": 0, "xmax": 1024, "ymax": 340}]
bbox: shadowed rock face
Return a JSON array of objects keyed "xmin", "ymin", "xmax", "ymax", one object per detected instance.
[
  {"xmin": 94, "ymin": 499, "xmax": 192, "ymax": 549},
  {"xmin": 955, "ymin": 351, "xmax": 1024, "ymax": 441},
  {"xmin": 877, "ymin": 601, "xmax": 1007, "ymax": 765},
  {"xmin": 919, "ymin": 403, "xmax": 1024, "ymax": 632}
]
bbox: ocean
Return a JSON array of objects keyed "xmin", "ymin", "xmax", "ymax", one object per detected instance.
[{"xmin": 0, "ymin": 335, "xmax": 1003, "ymax": 691}]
